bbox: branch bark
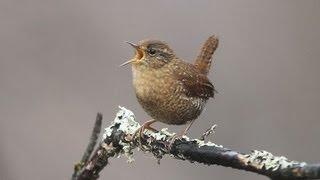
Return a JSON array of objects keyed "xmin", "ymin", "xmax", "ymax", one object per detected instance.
[
  {"xmin": 71, "ymin": 113, "xmax": 102, "ymax": 180},
  {"xmin": 72, "ymin": 107, "xmax": 320, "ymax": 180}
]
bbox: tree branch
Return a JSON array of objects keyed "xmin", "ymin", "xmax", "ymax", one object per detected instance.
[
  {"xmin": 72, "ymin": 113, "xmax": 102, "ymax": 180},
  {"xmin": 72, "ymin": 106, "xmax": 320, "ymax": 180}
]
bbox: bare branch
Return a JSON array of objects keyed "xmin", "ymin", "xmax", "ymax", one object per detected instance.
[
  {"xmin": 73, "ymin": 107, "xmax": 320, "ymax": 180},
  {"xmin": 72, "ymin": 113, "xmax": 102, "ymax": 180},
  {"xmin": 199, "ymin": 123, "xmax": 216, "ymax": 140}
]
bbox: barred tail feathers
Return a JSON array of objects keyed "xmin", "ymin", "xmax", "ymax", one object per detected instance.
[{"xmin": 194, "ymin": 35, "xmax": 219, "ymax": 75}]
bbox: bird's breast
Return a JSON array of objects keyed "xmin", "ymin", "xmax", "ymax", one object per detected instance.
[
  {"xmin": 131, "ymin": 66, "xmax": 206, "ymax": 125},
  {"xmin": 132, "ymin": 66, "xmax": 173, "ymax": 103}
]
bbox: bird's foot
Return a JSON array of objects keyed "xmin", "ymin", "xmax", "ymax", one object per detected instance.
[
  {"xmin": 133, "ymin": 120, "xmax": 158, "ymax": 146},
  {"xmin": 167, "ymin": 132, "xmax": 186, "ymax": 150},
  {"xmin": 168, "ymin": 119, "xmax": 194, "ymax": 149},
  {"xmin": 167, "ymin": 119, "xmax": 196, "ymax": 150}
]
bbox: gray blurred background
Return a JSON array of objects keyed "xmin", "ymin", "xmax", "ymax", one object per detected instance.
[{"xmin": 1, "ymin": 0, "xmax": 320, "ymax": 180}]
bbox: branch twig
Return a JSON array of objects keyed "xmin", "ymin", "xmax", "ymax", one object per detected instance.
[
  {"xmin": 72, "ymin": 107, "xmax": 320, "ymax": 180},
  {"xmin": 72, "ymin": 113, "xmax": 102, "ymax": 180}
]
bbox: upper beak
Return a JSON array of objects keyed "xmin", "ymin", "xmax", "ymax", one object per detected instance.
[
  {"xmin": 119, "ymin": 41, "xmax": 140, "ymax": 67},
  {"xmin": 125, "ymin": 41, "xmax": 139, "ymax": 50}
]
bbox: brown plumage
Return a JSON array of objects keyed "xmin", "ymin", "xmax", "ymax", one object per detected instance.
[
  {"xmin": 121, "ymin": 35, "xmax": 219, "ymax": 137},
  {"xmin": 195, "ymin": 35, "xmax": 219, "ymax": 75}
]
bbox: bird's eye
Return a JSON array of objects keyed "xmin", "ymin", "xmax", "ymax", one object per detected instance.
[{"xmin": 148, "ymin": 48, "xmax": 156, "ymax": 56}]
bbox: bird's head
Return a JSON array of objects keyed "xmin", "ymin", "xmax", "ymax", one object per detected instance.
[{"xmin": 121, "ymin": 39, "xmax": 175, "ymax": 69}]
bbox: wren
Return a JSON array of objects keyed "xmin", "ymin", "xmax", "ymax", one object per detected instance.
[{"xmin": 121, "ymin": 35, "xmax": 219, "ymax": 138}]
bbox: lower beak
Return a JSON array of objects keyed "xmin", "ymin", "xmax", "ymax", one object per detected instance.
[{"xmin": 120, "ymin": 59, "xmax": 136, "ymax": 67}]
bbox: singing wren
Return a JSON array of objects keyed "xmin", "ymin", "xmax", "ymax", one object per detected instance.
[{"xmin": 121, "ymin": 35, "xmax": 219, "ymax": 138}]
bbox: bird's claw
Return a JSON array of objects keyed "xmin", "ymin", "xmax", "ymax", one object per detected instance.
[
  {"xmin": 167, "ymin": 134, "xmax": 184, "ymax": 150},
  {"xmin": 133, "ymin": 120, "xmax": 158, "ymax": 148}
]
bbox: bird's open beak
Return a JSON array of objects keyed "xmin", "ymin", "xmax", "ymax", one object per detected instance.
[{"xmin": 120, "ymin": 41, "xmax": 143, "ymax": 67}]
